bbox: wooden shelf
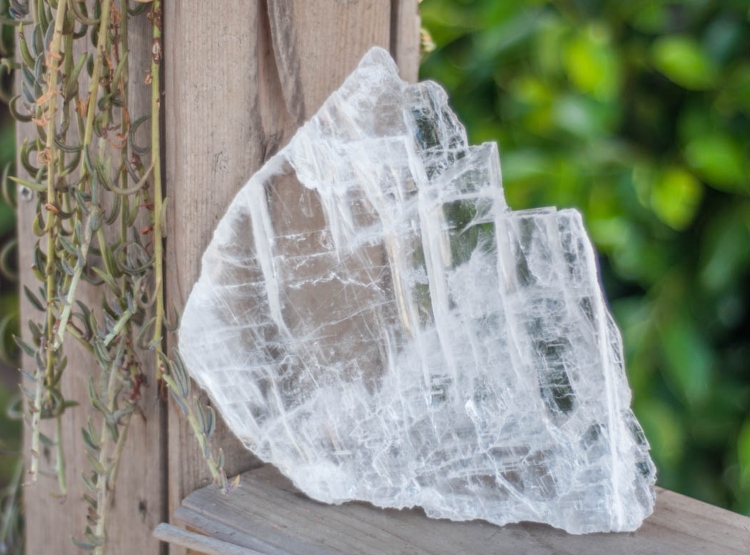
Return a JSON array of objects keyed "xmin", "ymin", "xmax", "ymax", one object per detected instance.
[{"xmin": 155, "ymin": 464, "xmax": 750, "ymax": 555}]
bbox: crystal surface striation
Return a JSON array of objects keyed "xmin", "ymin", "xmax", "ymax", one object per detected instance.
[{"xmin": 179, "ymin": 47, "xmax": 656, "ymax": 534}]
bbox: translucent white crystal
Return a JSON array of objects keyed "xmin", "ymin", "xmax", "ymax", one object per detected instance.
[{"xmin": 179, "ymin": 47, "xmax": 656, "ymax": 534}]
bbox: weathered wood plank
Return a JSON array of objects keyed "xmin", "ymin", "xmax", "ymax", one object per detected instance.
[
  {"xmin": 391, "ymin": 0, "xmax": 421, "ymax": 82},
  {"xmin": 168, "ymin": 465, "xmax": 750, "ymax": 555},
  {"xmin": 164, "ymin": 10, "xmax": 265, "ymax": 548},
  {"xmin": 19, "ymin": 6, "xmax": 166, "ymax": 554},
  {"xmin": 154, "ymin": 523, "xmax": 264, "ymax": 555},
  {"xmin": 163, "ymin": 1, "xmax": 418, "ymax": 553}
]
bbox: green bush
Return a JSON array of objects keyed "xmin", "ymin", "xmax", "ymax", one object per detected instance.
[{"xmin": 421, "ymin": 0, "xmax": 750, "ymax": 513}]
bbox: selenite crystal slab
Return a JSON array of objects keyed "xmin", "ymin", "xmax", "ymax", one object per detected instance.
[{"xmin": 179, "ymin": 47, "xmax": 656, "ymax": 534}]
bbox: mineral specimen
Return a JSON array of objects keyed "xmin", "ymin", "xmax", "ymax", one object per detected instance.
[{"xmin": 179, "ymin": 47, "xmax": 656, "ymax": 534}]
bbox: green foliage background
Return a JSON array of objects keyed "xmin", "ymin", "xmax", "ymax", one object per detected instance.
[{"xmin": 420, "ymin": 0, "xmax": 750, "ymax": 513}]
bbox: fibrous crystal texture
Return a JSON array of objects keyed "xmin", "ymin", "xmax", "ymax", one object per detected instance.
[{"xmin": 179, "ymin": 47, "xmax": 656, "ymax": 534}]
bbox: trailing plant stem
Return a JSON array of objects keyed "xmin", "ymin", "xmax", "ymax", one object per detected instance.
[
  {"xmin": 54, "ymin": 0, "xmax": 113, "ymax": 352},
  {"xmin": 0, "ymin": 457, "xmax": 23, "ymax": 549},
  {"xmin": 92, "ymin": 361, "xmax": 132, "ymax": 555},
  {"xmin": 54, "ymin": 205, "xmax": 100, "ymax": 349},
  {"xmin": 30, "ymin": 0, "xmax": 69, "ymax": 486},
  {"xmin": 150, "ymin": 0, "xmax": 164, "ymax": 366},
  {"xmin": 186, "ymin": 407, "xmax": 223, "ymax": 486},
  {"xmin": 107, "ymin": 409, "xmax": 132, "ymax": 495},
  {"xmin": 55, "ymin": 413, "xmax": 66, "ymax": 496},
  {"xmin": 82, "ymin": 0, "xmax": 112, "ymax": 151},
  {"xmin": 92, "ymin": 368, "xmax": 113, "ymax": 554},
  {"xmin": 27, "ymin": 373, "xmax": 43, "ymax": 483},
  {"xmin": 103, "ymin": 309, "xmax": 132, "ymax": 347}
]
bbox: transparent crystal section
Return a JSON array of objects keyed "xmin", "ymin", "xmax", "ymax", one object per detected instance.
[{"xmin": 179, "ymin": 47, "xmax": 656, "ymax": 534}]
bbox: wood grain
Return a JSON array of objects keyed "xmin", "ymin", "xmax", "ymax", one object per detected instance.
[
  {"xmin": 163, "ymin": 1, "xmax": 419, "ymax": 553},
  {"xmin": 168, "ymin": 465, "xmax": 750, "ymax": 555},
  {"xmin": 164, "ymin": 10, "xmax": 265, "ymax": 549},
  {"xmin": 391, "ymin": 0, "xmax": 421, "ymax": 82},
  {"xmin": 18, "ymin": 0, "xmax": 419, "ymax": 552},
  {"xmin": 154, "ymin": 523, "xmax": 265, "ymax": 555},
  {"xmin": 19, "ymin": 7, "xmax": 166, "ymax": 555}
]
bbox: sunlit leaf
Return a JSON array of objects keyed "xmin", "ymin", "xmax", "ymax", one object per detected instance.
[
  {"xmin": 650, "ymin": 167, "xmax": 703, "ymax": 230},
  {"xmin": 563, "ymin": 26, "xmax": 621, "ymax": 101},
  {"xmin": 684, "ymin": 134, "xmax": 747, "ymax": 193},
  {"xmin": 652, "ymin": 35, "xmax": 718, "ymax": 90}
]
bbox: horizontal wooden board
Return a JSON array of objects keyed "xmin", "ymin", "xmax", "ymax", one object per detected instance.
[{"xmin": 161, "ymin": 465, "xmax": 750, "ymax": 555}]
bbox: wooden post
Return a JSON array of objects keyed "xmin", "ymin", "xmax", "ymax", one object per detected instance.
[
  {"xmin": 163, "ymin": 6, "xmax": 419, "ymax": 553},
  {"xmin": 19, "ymin": 0, "xmax": 414, "ymax": 553}
]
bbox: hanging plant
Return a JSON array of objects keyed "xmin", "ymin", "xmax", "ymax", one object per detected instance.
[{"xmin": 2, "ymin": 1, "xmax": 230, "ymax": 552}]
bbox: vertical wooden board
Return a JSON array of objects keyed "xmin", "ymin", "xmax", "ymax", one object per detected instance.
[
  {"xmin": 391, "ymin": 0, "xmax": 421, "ymax": 82},
  {"xmin": 164, "ymin": 0, "xmax": 419, "ymax": 552},
  {"xmin": 16, "ymin": 59, "xmax": 62, "ymax": 555},
  {"xmin": 266, "ymin": 0, "xmax": 391, "ymax": 119},
  {"xmin": 163, "ymin": 7, "xmax": 266, "ymax": 555},
  {"xmin": 19, "ymin": 7, "xmax": 166, "ymax": 555},
  {"xmin": 103, "ymin": 11, "xmax": 169, "ymax": 553}
]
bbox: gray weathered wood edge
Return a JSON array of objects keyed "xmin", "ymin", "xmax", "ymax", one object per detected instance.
[
  {"xmin": 154, "ymin": 523, "xmax": 265, "ymax": 555},
  {"xmin": 157, "ymin": 465, "xmax": 750, "ymax": 555}
]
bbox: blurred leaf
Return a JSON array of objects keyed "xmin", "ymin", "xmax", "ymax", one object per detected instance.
[
  {"xmin": 533, "ymin": 15, "xmax": 567, "ymax": 78},
  {"xmin": 650, "ymin": 167, "xmax": 703, "ymax": 230},
  {"xmin": 651, "ymin": 35, "xmax": 718, "ymax": 90},
  {"xmin": 635, "ymin": 398, "xmax": 685, "ymax": 474},
  {"xmin": 418, "ymin": 1, "xmax": 475, "ymax": 45},
  {"xmin": 501, "ymin": 149, "xmax": 551, "ymax": 182},
  {"xmin": 738, "ymin": 418, "xmax": 750, "ymax": 490},
  {"xmin": 631, "ymin": 2, "xmax": 669, "ymax": 33},
  {"xmin": 677, "ymin": 104, "xmax": 715, "ymax": 144},
  {"xmin": 588, "ymin": 217, "xmax": 631, "ymax": 251},
  {"xmin": 699, "ymin": 205, "xmax": 750, "ymax": 291},
  {"xmin": 632, "ymin": 163, "xmax": 655, "ymax": 208},
  {"xmin": 552, "ymin": 94, "xmax": 617, "ymax": 138},
  {"xmin": 659, "ymin": 315, "xmax": 713, "ymax": 404},
  {"xmin": 509, "ymin": 75, "xmax": 554, "ymax": 134},
  {"xmin": 610, "ymin": 227, "xmax": 671, "ymax": 284},
  {"xmin": 512, "ymin": 75, "xmax": 551, "ymax": 106},
  {"xmin": 684, "ymin": 134, "xmax": 747, "ymax": 193},
  {"xmin": 563, "ymin": 25, "xmax": 621, "ymax": 101},
  {"xmin": 0, "ymin": 199, "xmax": 13, "ymax": 237},
  {"xmin": 703, "ymin": 13, "xmax": 744, "ymax": 65},
  {"xmin": 612, "ymin": 297, "xmax": 655, "ymax": 394},
  {"xmin": 0, "ymin": 383, "xmax": 22, "ymax": 481},
  {"xmin": 691, "ymin": 383, "xmax": 746, "ymax": 447},
  {"xmin": 473, "ymin": 7, "xmax": 539, "ymax": 61},
  {"xmin": 716, "ymin": 64, "xmax": 750, "ymax": 116}
]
